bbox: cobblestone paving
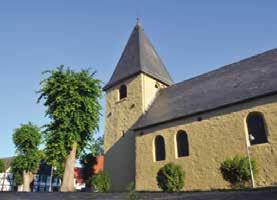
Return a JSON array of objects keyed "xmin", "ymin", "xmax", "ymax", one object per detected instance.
[{"xmin": 0, "ymin": 188, "xmax": 277, "ymax": 200}]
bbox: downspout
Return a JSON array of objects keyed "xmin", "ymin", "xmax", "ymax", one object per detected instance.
[{"xmin": 244, "ymin": 120, "xmax": 256, "ymax": 188}]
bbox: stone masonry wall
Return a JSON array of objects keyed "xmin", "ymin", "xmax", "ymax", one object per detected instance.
[
  {"xmin": 104, "ymin": 73, "xmax": 165, "ymax": 191},
  {"xmin": 135, "ymin": 95, "xmax": 277, "ymax": 191}
]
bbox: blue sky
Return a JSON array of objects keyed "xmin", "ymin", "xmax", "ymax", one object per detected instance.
[{"xmin": 0, "ymin": 0, "xmax": 277, "ymax": 157}]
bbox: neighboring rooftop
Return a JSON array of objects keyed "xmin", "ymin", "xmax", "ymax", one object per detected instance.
[
  {"xmin": 103, "ymin": 22, "xmax": 173, "ymax": 91},
  {"xmin": 0, "ymin": 157, "xmax": 14, "ymax": 170},
  {"xmin": 134, "ymin": 48, "xmax": 277, "ymax": 130}
]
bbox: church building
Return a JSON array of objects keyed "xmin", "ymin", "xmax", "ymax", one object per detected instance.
[{"xmin": 103, "ymin": 22, "xmax": 277, "ymax": 191}]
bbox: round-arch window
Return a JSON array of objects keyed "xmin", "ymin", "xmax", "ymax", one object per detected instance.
[
  {"xmin": 119, "ymin": 85, "xmax": 127, "ymax": 99},
  {"xmin": 246, "ymin": 112, "xmax": 268, "ymax": 145},
  {"xmin": 176, "ymin": 131, "xmax": 189, "ymax": 157},
  {"xmin": 154, "ymin": 135, "xmax": 165, "ymax": 161}
]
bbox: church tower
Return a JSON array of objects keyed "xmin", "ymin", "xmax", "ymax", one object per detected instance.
[{"xmin": 103, "ymin": 21, "xmax": 173, "ymax": 191}]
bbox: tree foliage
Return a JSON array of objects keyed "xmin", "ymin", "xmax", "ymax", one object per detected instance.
[
  {"xmin": 0, "ymin": 159, "xmax": 4, "ymax": 173},
  {"xmin": 156, "ymin": 163, "xmax": 185, "ymax": 192},
  {"xmin": 220, "ymin": 155, "xmax": 258, "ymax": 188},
  {"xmin": 10, "ymin": 156, "xmax": 25, "ymax": 185},
  {"xmin": 13, "ymin": 123, "xmax": 41, "ymax": 154},
  {"xmin": 10, "ymin": 122, "xmax": 42, "ymax": 186},
  {"xmin": 38, "ymin": 66, "xmax": 102, "ymax": 189},
  {"xmin": 89, "ymin": 171, "xmax": 111, "ymax": 192},
  {"xmin": 13, "ymin": 171, "xmax": 23, "ymax": 186},
  {"xmin": 90, "ymin": 136, "xmax": 104, "ymax": 157}
]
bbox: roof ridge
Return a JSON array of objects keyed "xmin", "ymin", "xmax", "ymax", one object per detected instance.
[
  {"xmin": 166, "ymin": 48, "xmax": 277, "ymax": 90},
  {"xmin": 137, "ymin": 24, "xmax": 142, "ymax": 72}
]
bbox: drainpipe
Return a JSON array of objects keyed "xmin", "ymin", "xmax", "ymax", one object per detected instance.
[{"xmin": 245, "ymin": 134, "xmax": 256, "ymax": 188}]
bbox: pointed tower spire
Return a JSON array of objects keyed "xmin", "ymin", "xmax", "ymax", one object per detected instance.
[{"xmin": 103, "ymin": 22, "xmax": 173, "ymax": 91}]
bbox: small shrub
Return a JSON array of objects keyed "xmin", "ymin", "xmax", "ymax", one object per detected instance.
[
  {"xmin": 0, "ymin": 159, "xmax": 4, "ymax": 173},
  {"xmin": 220, "ymin": 155, "xmax": 258, "ymax": 188},
  {"xmin": 156, "ymin": 163, "xmax": 185, "ymax": 192},
  {"xmin": 89, "ymin": 171, "xmax": 111, "ymax": 192},
  {"xmin": 126, "ymin": 182, "xmax": 138, "ymax": 200}
]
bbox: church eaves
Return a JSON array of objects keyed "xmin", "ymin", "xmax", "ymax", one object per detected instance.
[
  {"xmin": 103, "ymin": 22, "xmax": 174, "ymax": 91},
  {"xmin": 134, "ymin": 48, "xmax": 277, "ymax": 130}
]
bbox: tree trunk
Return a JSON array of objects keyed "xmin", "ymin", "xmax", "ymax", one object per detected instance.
[
  {"xmin": 23, "ymin": 171, "xmax": 33, "ymax": 192},
  {"xmin": 60, "ymin": 142, "xmax": 77, "ymax": 192}
]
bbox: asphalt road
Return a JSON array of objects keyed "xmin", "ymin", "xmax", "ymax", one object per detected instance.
[{"xmin": 0, "ymin": 188, "xmax": 277, "ymax": 200}]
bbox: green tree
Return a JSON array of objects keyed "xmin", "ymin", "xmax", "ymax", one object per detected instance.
[
  {"xmin": 156, "ymin": 163, "xmax": 185, "ymax": 192},
  {"xmin": 90, "ymin": 136, "xmax": 104, "ymax": 157},
  {"xmin": 0, "ymin": 159, "xmax": 4, "ymax": 173},
  {"xmin": 10, "ymin": 122, "xmax": 42, "ymax": 191},
  {"xmin": 10, "ymin": 156, "xmax": 25, "ymax": 186},
  {"xmin": 89, "ymin": 171, "xmax": 111, "ymax": 192},
  {"xmin": 38, "ymin": 66, "xmax": 102, "ymax": 191},
  {"xmin": 220, "ymin": 155, "xmax": 258, "ymax": 188}
]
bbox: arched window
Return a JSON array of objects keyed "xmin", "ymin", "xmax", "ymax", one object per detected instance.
[
  {"xmin": 119, "ymin": 85, "xmax": 127, "ymax": 99},
  {"xmin": 154, "ymin": 135, "xmax": 165, "ymax": 161},
  {"xmin": 176, "ymin": 130, "xmax": 189, "ymax": 157},
  {"xmin": 246, "ymin": 112, "xmax": 268, "ymax": 145}
]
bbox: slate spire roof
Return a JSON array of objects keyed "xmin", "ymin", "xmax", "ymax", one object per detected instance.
[{"xmin": 103, "ymin": 22, "xmax": 174, "ymax": 91}]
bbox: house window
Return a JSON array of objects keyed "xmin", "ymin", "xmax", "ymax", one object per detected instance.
[
  {"xmin": 246, "ymin": 112, "xmax": 268, "ymax": 145},
  {"xmin": 176, "ymin": 130, "xmax": 189, "ymax": 157},
  {"xmin": 154, "ymin": 135, "xmax": 165, "ymax": 161},
  {"xmin": 119, "ymin": 85, "xmax": 127, "ymax": 99}
]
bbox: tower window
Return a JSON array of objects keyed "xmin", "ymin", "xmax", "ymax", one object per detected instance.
[
  {"xmin": 154, "ymin": 135, "xmax": 165, "ymax": 161},
  {"xmin": 176, "ymin": 130, "xmax": 189, "ymax": 157},
  {"xmin": 246, "ymin": 112, "xmax": 268, "ymax": 145},
  {"xmin": 119, "ymin": 85, "xmax": 127, "ymax": 99}
]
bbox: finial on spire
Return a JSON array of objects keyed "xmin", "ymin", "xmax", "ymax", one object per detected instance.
[{"xmin": 136, "ymin": 17, "xmax": 140, "ymax": 26}]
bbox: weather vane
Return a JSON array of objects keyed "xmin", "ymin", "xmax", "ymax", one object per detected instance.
[{"xmin": 136, "ymin": 17, "xmax": 140, "ymax": 25}]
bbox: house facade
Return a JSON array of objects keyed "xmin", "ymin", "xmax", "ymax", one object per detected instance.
[
  {"xmin": 0, "ymin": 157, "xmax": 16, "ymax": 191},
  {"xmin": 103, "ymin": 22, "xmax": 277, "ymax": 191}
]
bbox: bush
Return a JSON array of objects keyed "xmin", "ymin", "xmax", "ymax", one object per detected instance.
[
  {"xmin": 220, "ymin": 155, "xmax": 258, "ymax": 188},
  {"xmin": 126, "ymin": 182, "xmax": 138, "ymax": 200},
  {"xmin": 89, "ymin": 171, "xmax": 111, "ymax": 192},
  {"xmin": 156, "ymin": 163, "xmax": 185, "ymax": 192},
  {"xmin": 0, "ymin": 159, "xmax": 4, "ymax": 173}
]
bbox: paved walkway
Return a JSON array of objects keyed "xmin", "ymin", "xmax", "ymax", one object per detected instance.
[{"xmin": 0, "ymin": 188, "xmax": 277, "ymax": 200}]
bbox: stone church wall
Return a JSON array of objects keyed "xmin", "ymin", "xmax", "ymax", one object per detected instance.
[
  {"xmin": 135, "ymin": 95, "xmax": 277, "ymax": 191},
  {"xmin": 104, "ymin": 73, "xmax": 166, "ymax": 191},
  {"xmin": 104, "ymin": 74, "xmax": 143, "ymax": 191}
]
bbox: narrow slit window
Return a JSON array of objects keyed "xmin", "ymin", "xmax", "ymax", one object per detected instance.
[
  {"xmin": 154, "ymin": 135, "xmax": 165, "ymax": 161},
  {"xmin": 176, "ymin": 130, "xmax": 189, "ymax": 157},
  {"xmin": 119, "ymin": 85, "xmax": 127, "ymax": 99}
]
